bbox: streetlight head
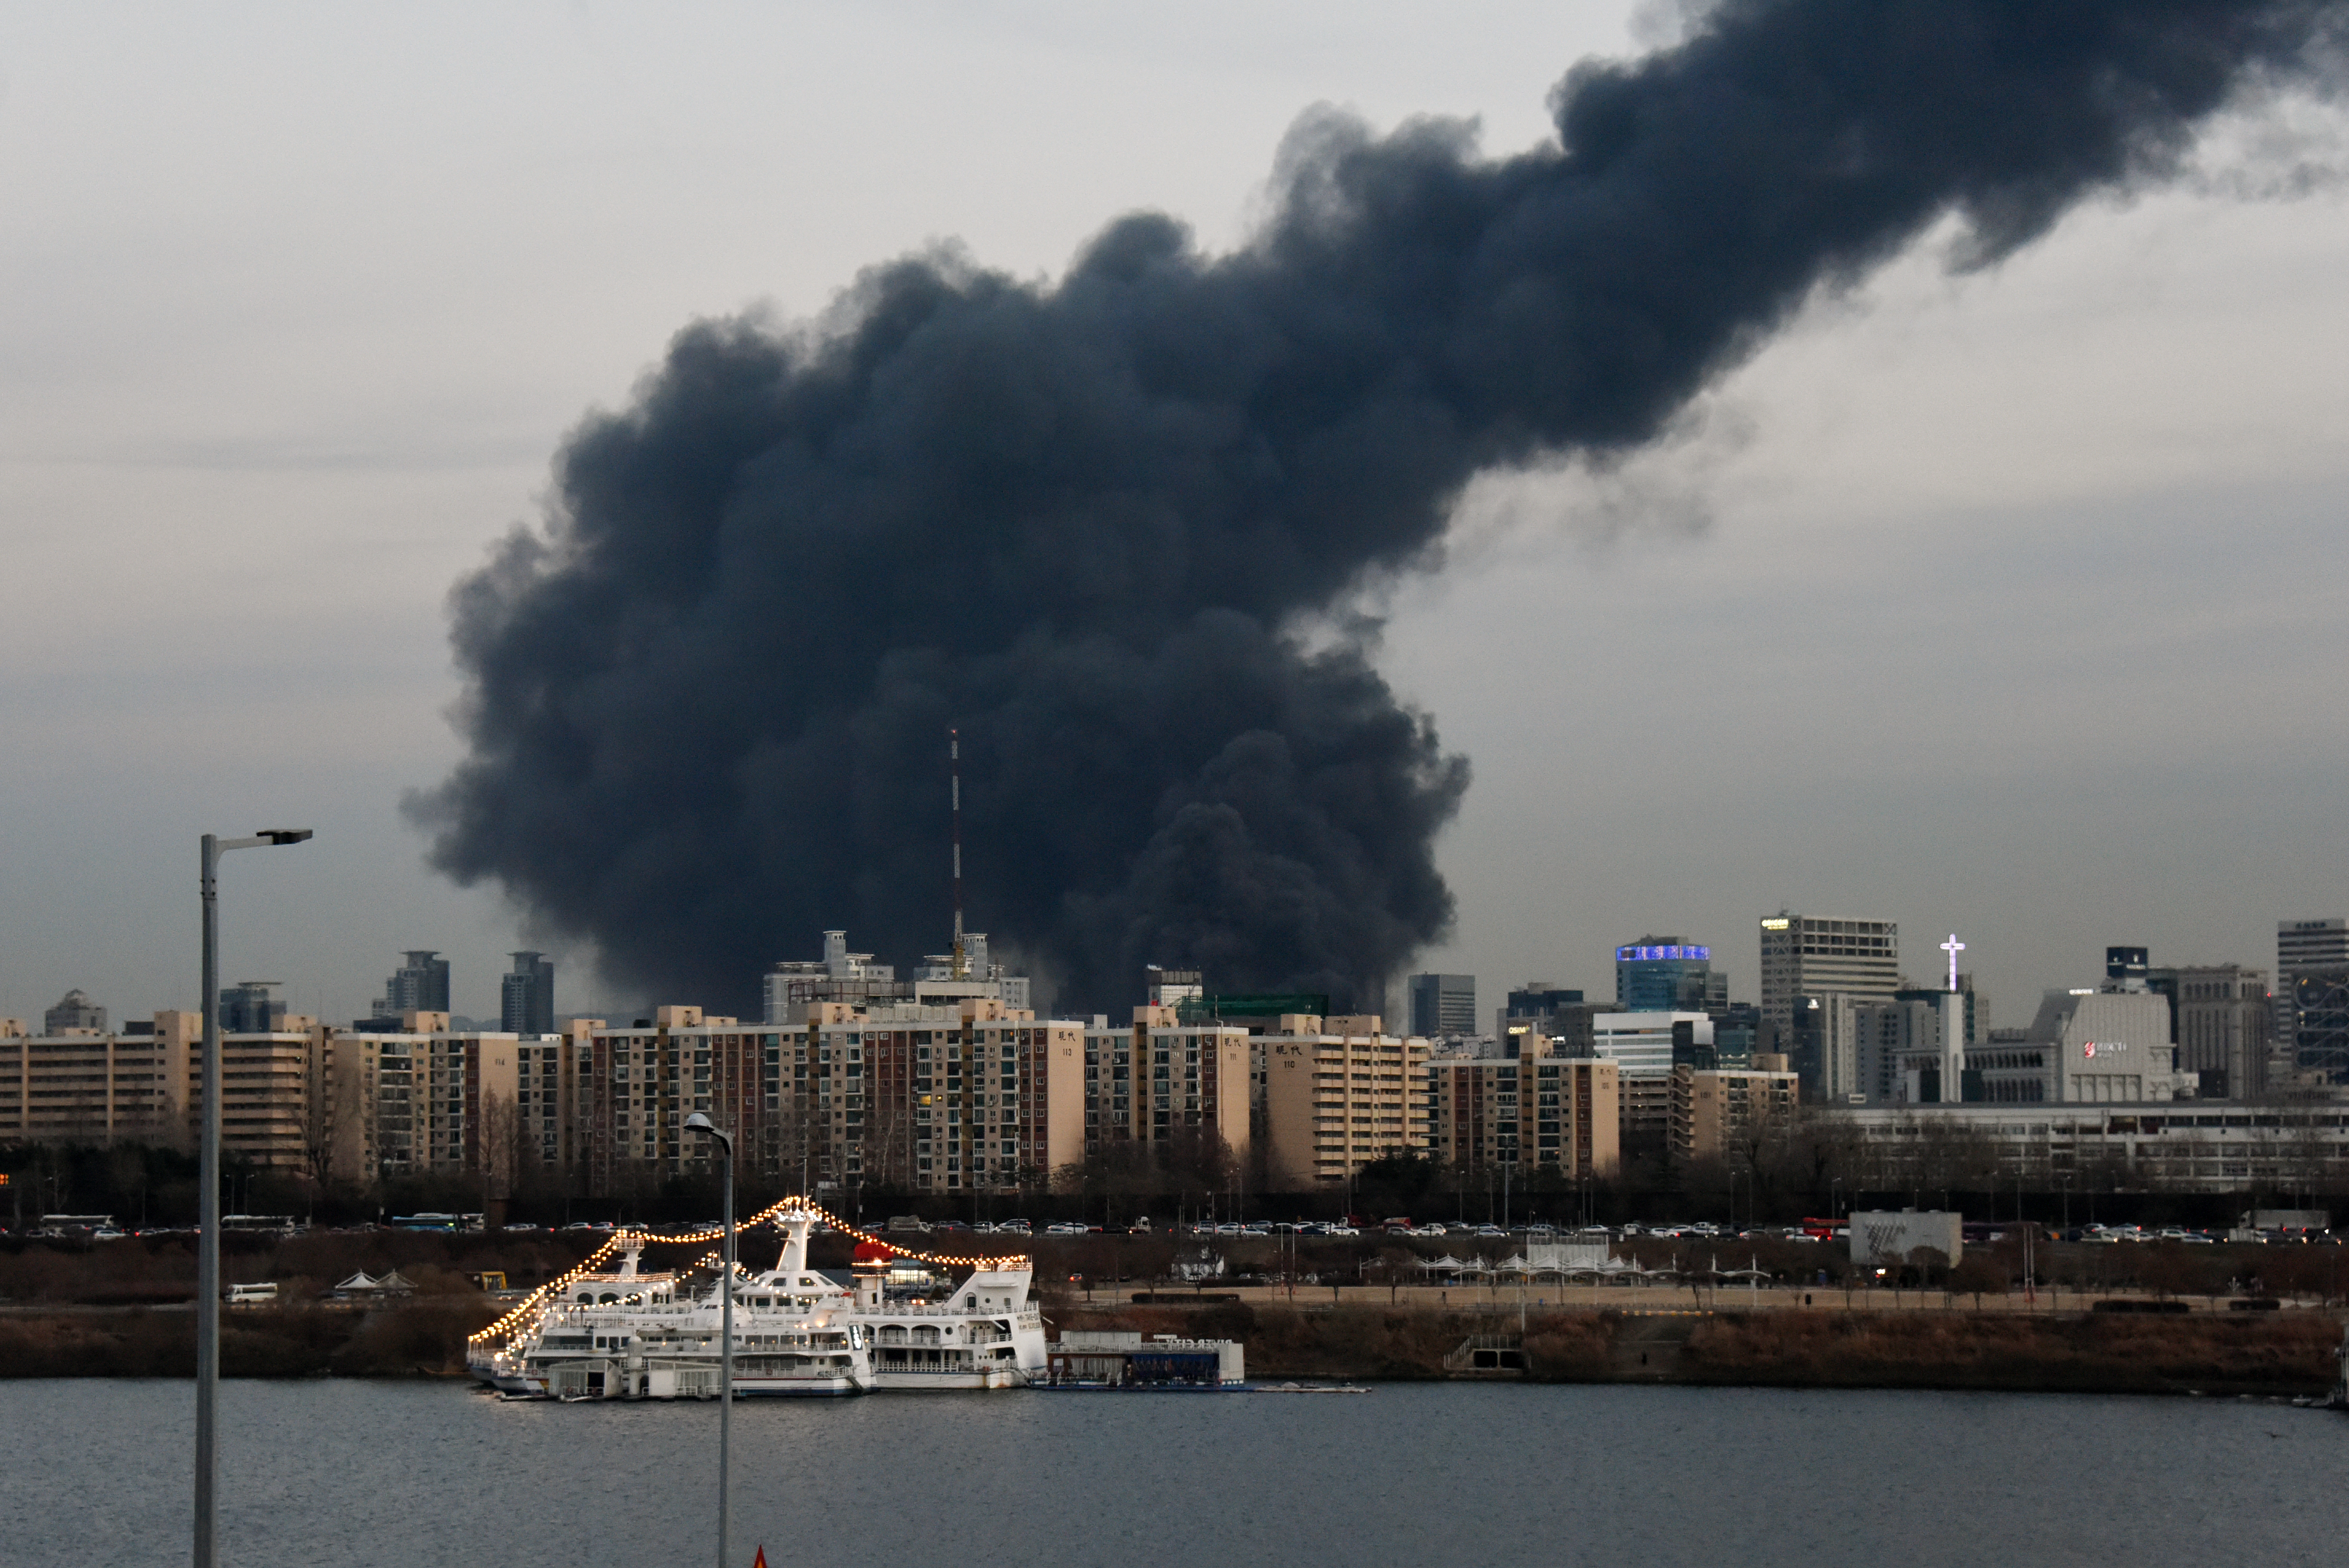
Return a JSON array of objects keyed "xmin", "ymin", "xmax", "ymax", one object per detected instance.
[
  {"xmin": 257, "ymin": 829, "xmax": 312, "ymax": 846},
  {"xmin": 684, "ymin": 1112, "xmax": 715, "ymax": 1133}
]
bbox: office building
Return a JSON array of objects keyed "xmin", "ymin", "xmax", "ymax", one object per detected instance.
[
  {"xmin": 1506, "ymin": 983, "xmax": 1582, "ymax": 1020},
  {"xmin": 1853, "ymin": 992, "xmax": 1967, "ymax": 1105},
  {"xmin": 763, "ymin": 928, "xmax": 1034, "ymax": 1025},
  {"xmin": 912, "ymin": 930, "xmax": 1032, "ymax": 1013},
  {"xmin": 1759, "ymin": 915, "xmax": 1900, "ymax": 1037},
  {"xmin": 501, "ymin": 951, "xmax": 556, "ymax": 1036},
  {"xmin": 1789, "ymin": 993, "xmax": 1865, "ymax": 1105},
  {"xmin": 1669, "ymin": 1056, "xmax": 1800, "ymax": 1167},
  {"xmin": 1710, "ymin": 1002, "xmax": 1770, "ymax": 1069},
  {"xmin": 2277, "ymin": 920, "xmax": 2348, "ymax": 1074},
  {"xmin": 764, "ymin": 929, "xmax": 904, "ymax": 1023},
  {"xmin": 1502, "ymin": 987, "xmax": 1607, "ymax": 1063},
  {"xmin": 220, "ymin": 981, "xmax": 289, "ymax": 1035},
  {"xmin": 1587, "ymin": 1012, "xmax": 1714, "ymax": 1078},
  {"xmin": 2291, "ymin": 969, "xmax": 2349, "ymax": 1084},
  {"xmin": 1429, "ymin": 1029, "xmax": 1619, "ymax": 1179},
  {"xmin": 1407, "ymin": 973, "xmax": 1477, "ymax": 1039},
  {"xmin": 1818, "ymin": 1100, "xmax": 2349, "ymax": 1195},
  {"xmin": 41, "ymin": 989, "xmax": 105, "ymax": 1035},
  {"xmin": 1614, "ymin": 938, "xmax": 1721, "ymax": 1014},
  {"xmin": 1966, "ymin": 1028, "xmax": 2051, "ymax": 1103},
  {"xmin": 1588, "ymin": 1012, "xmax": 1713, "ymax": 1160},
  {"xmin": 2146, "ymin": 963, "xmax": 2271, "ymax": 1099},
  {"xmin": 2021, "ymin": 988, "xmax": 2193, "ymax": 1103}
]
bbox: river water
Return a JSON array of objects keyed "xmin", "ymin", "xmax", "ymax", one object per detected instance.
[{"xmin": 3, "ymin": 1379, "xmax": 2344, "ymax": 1566}]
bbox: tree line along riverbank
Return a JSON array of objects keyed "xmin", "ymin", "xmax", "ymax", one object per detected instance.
[
  {"xmin": 3, "ymin": 1227, "xmax": 2341, "ymax": 1395},
  {"xmin": 2, "ymin": 1297, "xmax": 2336, "ymax": 1397}
]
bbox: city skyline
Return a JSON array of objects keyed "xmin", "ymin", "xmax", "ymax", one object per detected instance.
[{"xmin": 3, "ymin": 4, "xmax": 2345, "ymax": 1030}]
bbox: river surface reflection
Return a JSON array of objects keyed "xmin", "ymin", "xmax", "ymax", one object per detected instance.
[{"xmin": 3, "ymin": 1379, "xmax": 2344, "ymax": 1566}]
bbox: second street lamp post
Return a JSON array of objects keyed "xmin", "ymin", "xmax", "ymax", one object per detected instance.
[
  {"xmin": 196, "ymin": 828, "xmax": 310, "ymax": 1568},
  {"xmin": 685, "ymin": 1112, "xmax": 735, "ymax": 1568}
]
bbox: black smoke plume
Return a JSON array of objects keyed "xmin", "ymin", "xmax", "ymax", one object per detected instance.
[{"xmin": 415, "ymin": 0, "xmax": 2345, "ymax": 1016}]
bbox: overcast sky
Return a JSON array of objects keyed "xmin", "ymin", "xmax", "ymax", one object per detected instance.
[{"xmin": 3, "ymin": 2, "xmax": 2344, "ymax": 1031}]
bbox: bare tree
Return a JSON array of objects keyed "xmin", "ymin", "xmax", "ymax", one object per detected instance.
[
  {"xmin": 477, "ymin": 1090, "xmax": 524, "ymax": 1207},
  {"xmin": 306, "ymin": 1052, "xmax": 366, "ymax": 1188}
]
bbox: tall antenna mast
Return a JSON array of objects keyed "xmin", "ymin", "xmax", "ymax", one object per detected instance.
[{"xmin": 950, "ymin": 727, "xmax": 967, "ymax": 979}]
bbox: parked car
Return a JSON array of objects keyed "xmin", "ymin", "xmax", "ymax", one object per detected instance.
[{"xmin": 1045, "ymin": 1221, "xmax": 1087, "ymax": 1237}]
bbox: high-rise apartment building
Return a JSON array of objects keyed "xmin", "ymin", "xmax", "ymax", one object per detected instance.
[
  {"xmin": 770, "ymin": 997, "xmax": 1087, "ymax": 1194},
  {"xmin": 197, "ymin": 1023, "xmax": 317, "ymax": 1170},
  {"xmin": 1078, "ymin": 1007, "xmax": 1252, "ymax": 1167},
  {"xmin": 501, "ymin": 951, "xmax": 556, "ymax": 1036},
  {"xmin": 399, "ymin": 950, "xmax": 452, "ymax": 1013},
  {"xmin": 1406, "ymin": 973, "xmax": 1477, "ymax": 1039},
  {"xmin": 0, "ymin": 1012, "xmax": 200, "ymax": 1146},
  {"xmin": 1669, "ymin": 1058, "xmax": 1799, "ymax": 1168},
  {"xmin": 1260, "ymin": 1013, "xmax": 1431, "ymax": 1185},
  {"xmin": 1759, "ymin": 915, "xmax": 1900, "ymax": 1036},
  {"xmin": 320, "ymin": 1018, "xmax": 525, "ymax": 1182},
  {"xmin": 1429, "ymin": 1031, "xmax": 1619, "ymax": 1179}
]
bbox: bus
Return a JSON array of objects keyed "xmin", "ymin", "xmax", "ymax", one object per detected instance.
[
  {"xmin": 389, "ymin": 1212, "xmax": 482, "ymax": 1232},
  {"xmin": 1798, "ymin": 1217, "xmax": 1847, "ymax": 1241}
]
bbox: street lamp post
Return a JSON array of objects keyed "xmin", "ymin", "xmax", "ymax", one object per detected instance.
[
  {"xmin": 196, "ymin": 828, "xmax": 309, "ymax": 1568},
  {"xmin": 685, "ymin": 1112, "xmax": 736, "ymax": 1568}
]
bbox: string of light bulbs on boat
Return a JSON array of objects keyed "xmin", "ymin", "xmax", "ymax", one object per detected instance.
[{"xmin": 469, "ymin": 1199, "xmax": 1031, "ymax": 1347}]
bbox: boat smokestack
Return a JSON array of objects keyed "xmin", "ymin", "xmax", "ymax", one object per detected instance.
[{"xmin": 853, "ymin": 1241, "xmax": 890, "ymax": 1312}]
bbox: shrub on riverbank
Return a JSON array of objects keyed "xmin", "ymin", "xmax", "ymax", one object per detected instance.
[
  {"xmin": 0, "ymin": 1299, "xmax": 500, "ymax": 1379},
  {"xmin": 1679, "ymin": 1308, "xmax": 2338, "ymax": 1394}
]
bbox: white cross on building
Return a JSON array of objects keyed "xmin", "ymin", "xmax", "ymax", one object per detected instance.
[{"xmin": 1941, "ymin": 933, "xmax": 1965, "ymax": 992}]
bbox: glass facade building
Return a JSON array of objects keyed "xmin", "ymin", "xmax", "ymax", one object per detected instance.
[{"xmin": 1614, "ymin": 938, "xmax": 1716, "ymax": 1013}]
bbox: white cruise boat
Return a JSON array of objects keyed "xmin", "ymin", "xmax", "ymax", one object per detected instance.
[{"xmin": 470, "ymin": 1209, "xmax": 1044, "ymax": 1399}]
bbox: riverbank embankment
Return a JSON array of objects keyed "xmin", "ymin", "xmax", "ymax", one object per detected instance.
[
  {"xmin": 11, "ymin": 1297, "xmax": 2328, "ymax": 1397},
  {"xmin": 1055, "ymin": 1299, "xmax": 2344, "ymax": 1396}
]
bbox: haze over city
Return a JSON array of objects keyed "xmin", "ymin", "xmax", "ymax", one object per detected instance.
[{"xmin": 4, "ymin": 1, "xmax": 2346, "ymax": 1030}]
